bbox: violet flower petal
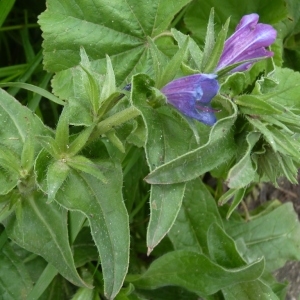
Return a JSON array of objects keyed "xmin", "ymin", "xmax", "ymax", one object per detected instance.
[
  {"xmin": 161, "ymin": 74, "xmax": 219, "ymax": 125},
  {"xmin": 216, "ymin": 13, "xmax": 277, "ymax": 72}
]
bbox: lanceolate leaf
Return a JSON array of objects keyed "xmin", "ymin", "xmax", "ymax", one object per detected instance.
[
  {"xmin": 55, "ymin": 159, "xmax": 129, "ymax": 300},
  {"xmin": 3, "ymin": 191, "xmax": 90, "ymax": 288},
  {"xmin": 169, "ymin": 179, "xmax": 222, "ymax": 255},
  {"xmin": 130, "ymin": 74, "xmax": 198, "ymax": 253}
]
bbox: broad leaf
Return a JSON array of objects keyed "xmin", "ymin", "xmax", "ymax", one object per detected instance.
[
  {"xmin": 3, "ymin": 191, "xmax": 90, "ymax": 288},
  {"xmin": 130, "ymin": 250, "xmax": 264, "ymax": 297},
  {"xmin": 145, "ymin": 95, "xmax": 237, "ymax": 184},
  {"xmin": 226, "ymin": 203, "xmax": 300, "ymax": 272},
  {"xmin": 38, "ymin": 0, "xmax": 192, "ymax": 93},
  {"xmin": 168, "ymin": 179, "xmax": 222, "ymax": 255}
]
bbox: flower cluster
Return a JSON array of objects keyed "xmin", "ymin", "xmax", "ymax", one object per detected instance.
[{"xmin": 162, "ymin": 14, "xmax": 277, "ymax": 125}]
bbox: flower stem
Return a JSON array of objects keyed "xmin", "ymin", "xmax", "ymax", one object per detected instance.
[
  {"xmin": 153, "ymin": 31, "xmax": 173, "ymax": 41},
  {"xmin": 94, "ymin": 106, "xmax": 140, "ymax": 136}
]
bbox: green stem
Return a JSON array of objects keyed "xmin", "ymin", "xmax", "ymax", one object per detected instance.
[
  {"xmin": 153, "ymin": 31, "xmax": 173, "ymax": 41},
  {"xmin": 92, "ymin": 106, "xmax": 140, "ymax": 138},
  {"xmin": 0, "ymin": 24, "xmax": 38, "ymax": 32}
]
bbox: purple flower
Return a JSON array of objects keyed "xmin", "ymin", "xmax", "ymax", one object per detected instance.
[
  {"xmin": 161, "ymin": 74, "xmax": 219, "ymax": 125},
  {"xmin": 216, "ymin": 13, "xmax": 277, "ymax": 72},
  {"xmin": 161, "ymin": 14, "xmax": 276, "ymax": 126}
]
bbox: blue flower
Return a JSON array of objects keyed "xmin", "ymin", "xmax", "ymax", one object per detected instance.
[
  {"xmin": 161, "ymin": 14, "xmax": 276, "ymax": 125},
  {"xmin": 161, "ymin": 74, "xmax": 219, "ymax": 125}
]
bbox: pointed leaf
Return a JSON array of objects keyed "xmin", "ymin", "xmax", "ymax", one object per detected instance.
[
  {"xmin": 21, "ymin": 134, "xmax": 35, "ymax": 173},
  {"xmin": 169, "ymin": 179, "xmax": 222, "ymax": 255},
  {"xmin": 130, "ymin": 74, "xmax": 198, "ymax": 252},
  {"xmin": 236, "ymin": 95, "xmax": 282, "ymax": 115},
  {"xmin": 207, "ymin": 223, "xmax": 246, "ymax": 268},
  {"xmin": 145, "ymin": 95, "xmax": 237, "ymax": 184},
  {"xmin": 227, "ymin": 132, "xmax": 260, "ymax": 189},
  {"xmin": 171, "ymin": 28, "xmax": 203, "ymax": 70},
  {"xmin": 100, "ymin": 55, "xmax": 116, "ymax": 101},
  {"xmin": 47, "ymin": 160, "xmax": 70, "ymax": 203},
  {"xmin": 67, "ymin": 155, "xmax": 107, "ymax": 183},
  {"xmin": 159, "ymin": 36, "xmax": 189, "ymax": 87},
  {"xmin": 3, "ymin": 192, "xmax": 90, "ymax": 288},
  {"xmin": 55, "ymin": 160, "xmax": 129, "ymax": 299},
  {"xmin": 203, "ymin": 17, "xmax": 230, "ymax": 73},
  {"xmin": 36, "ymin": 135, "xmax": 60, "ymax": 158},
  {"xmin": 68, "ymin": 125, "xmax": 95, "ymax": 156},
  {"xmin": 201, "ymin": 8, "xmax": 215, "ymax": 71},
  {"xmin": 55, "ymin": 106, "xmax": 69, "ymax": 153}
]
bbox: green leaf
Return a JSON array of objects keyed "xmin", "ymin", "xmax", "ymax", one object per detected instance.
[
  {"xmin": 222, "ymin": 280, "xmax": 280, "ymax": 300},
  {"xmin": 21, "ymin": 134, "xmax": 35, "ymax": 174},
  {"xmin": 171, "ymin": 28, "xmax": 203, "ymax": 70},
  {"xmin": 226, "ymin": 188, "xmax": 246, "ymax": 219},
  {"xmin": 147, "ymin": 37, "xmax": 168, "ymax": 85},
  {"xmin": 67, "ymin": 155, "xmax": 107, "ymax": 183},
  {"xmin": 47, "ymin": 160, "xmax": 70, "ymax": 203},
  {"xmin": 236, "ymin": 95, "xmax": 282, "ymax": 115},
  {"xmin": 26, "ymin": 264, "xmax": 58, "ymax": 300},
  {"xmin": 100, "ymin": 55, "xmax": 116, "ymax": 102},
  {"xmin": 79, "ymin": 47, "xmax": 101, "ymax": 114},
  {"xmin": 55, "ymin": 107, "xmax": 69, "ymax": 153},
  {"xmin": 130, "ymin": 74, "xmax": 198, "ymax": 253},
  {"xmin": 0, "ymin": 88, "xmax": 51, "ymax": 155},
  {"xmin": 0, "ymin": 0, "xmax": 15, "ymax": 27},
  {"xmin": 73, "ymin": 227, "xmax": 98, "ymax": 267},
  {"xmin": 36, "ymin": 135, "xmax": 60, "ymax": 159},
  {"xmin": 145, "ymin": 95, "xmax": 237, "ymax": 184},
  {"xmin": 55, "ymin": 160, "xmax": 129, "ymax": 300},
  {"xmin": 67, "ymin": 126, "xmax": 95, "ymax": 156},
  {"xmin": 38, "ymin": 0, "xmax": 192, "ymax": 89},
  {"xmin": 220, "ymin": 70, "xmax": 246, "ymax": 97},
  {"xmin": 159, "ymin": 37, "xmax": 189, "ymax": 88},
  {"xmin": 207, "ymin": 223, "xmax": 246, "ymax": 268},
  {"xmin": 147, "ymin": 183, "xmax": 186, "ymax": 254},
  {"xmin": 169, "ymin": 179, "xmax": 222, "ymax": 254},
  {"xmin": 0, "ymin": 83, "xmax": 65, "ymax": 106},
  {"xmin": 226, "ymin": 203, "xmax": 300, "ymax": 272},
  {"xmin": 262, "ymin": 67, "xmax": 300, "ymax": 109},
  {"xmin": 201, "ymin": 8, "xmax": 215, "ymax": 71},
  {"xmin": 203, "ymin": 17, "xmax": 230, "ymax": 73},
  {"xmin": 130, "ymin": 250, "xmax": 264, "ymax": 296},
  {"xmin": 3, "ymin": 192, "xmax": 90, "ymax": 288},
  {"xmin": 135, "ymin": 286, "xmax": 199, "ymax": 300},
  {"xmin": 226, "ymin": 132, "xmax": 261, "ymax": 189},
  {"xmin": 0, "ymin": 242, "xmax": 33, "ymax": 299}
]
